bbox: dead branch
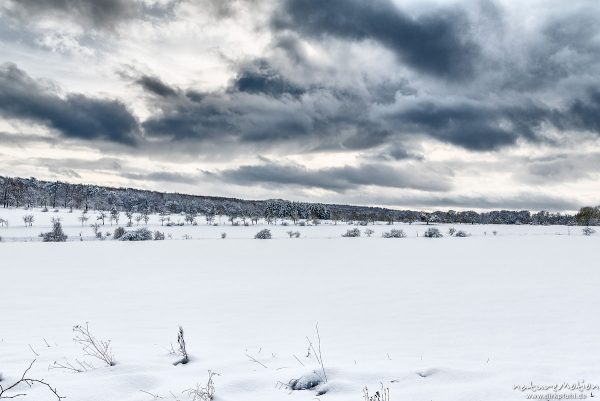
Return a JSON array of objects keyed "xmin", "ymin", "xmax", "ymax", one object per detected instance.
[{"xmin": 0, "ymin": 359, "xmax": 64, "ymax": 400}]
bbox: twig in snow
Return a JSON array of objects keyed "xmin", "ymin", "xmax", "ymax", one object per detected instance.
[
  {"xmin": 140, "ymin": 389, "xmax": 164, "ymax": 399},
  {"xmin": 245, "ymin": 353, "xmax": 268, "ymax": 368},
  {"xmin": 0, "ymin": 359, "xmax": 64, "ymax": 400},
  {"xmin": 28, "ymin": 344, "xmax": 39, "ymax": 356}
]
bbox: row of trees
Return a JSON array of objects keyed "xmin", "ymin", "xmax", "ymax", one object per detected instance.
[{"xmin": 0, "ymin": 175, "xmax": 595, "ymax": 226}]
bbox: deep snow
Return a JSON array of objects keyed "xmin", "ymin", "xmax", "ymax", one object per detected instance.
[{"xmin": 1, "ymin": 208, "xmax": 599, "ymax": 401}]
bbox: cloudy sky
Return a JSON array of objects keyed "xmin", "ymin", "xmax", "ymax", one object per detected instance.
[{"xmin": 0, "ymin": 0, "xmax": 599, "ymax": 211}]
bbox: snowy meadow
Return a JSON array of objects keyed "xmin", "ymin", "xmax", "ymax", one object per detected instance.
[{"xmin": 1, "ymin": 208, "xmax": 599, "ymax": 401}]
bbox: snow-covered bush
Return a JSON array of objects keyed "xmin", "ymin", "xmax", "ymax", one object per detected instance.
[
  {"xmin": 154, "ymin": 231, "xmax": 165, "ymax": 240},
  {"xmin": 342, "ymin": 228, "xmax": 361, "ymax": 237},
  {"xmin": 455, "ymin": 230, "xmax": 469, "ymax": 237},
  {"xmin": 383, "ymin": 229, "xmax": 406, "ymax": 238},
  {"xmin": 113, "ymin": 226, "xmax": 126, "ymax": 239},
  {"xmin": 582, "ymin": 227, "xmax": 596, "ymax": 236},
  {"xmin": 365, "ymin": 228, "xmax": 375, "ymax": 237},
  {"xmin": 448, "ymin": 227, "xmax": 456, "ymax": 236},
  {"xmin": 423, "ymin": 228, "xmax": 443, "ymax": 238},
  {"xmin": 287, "ymin": 230, "xmax": 300, "ymax": 238},
  {"xmin": 254, "ymin": 229, "xmax": 272, "ymax": 239},
  {"xmin": 40, "ymin": 222, "xmax": 67, "ymax": 242},
  {"xmin": 221, "ymin": 232, "xmax": 226, "ymax": 239},
  {"xmin": 119, "ymin": 228, "xmax": 153, "ymax": 241}
]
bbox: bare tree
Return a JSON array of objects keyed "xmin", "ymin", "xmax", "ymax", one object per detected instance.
[{"xmin": 22, "ymin": 214, "xmax": 34, "ymax": 227}]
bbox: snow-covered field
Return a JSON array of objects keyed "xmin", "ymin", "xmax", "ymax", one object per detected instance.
[{"xmin": 1, "ymin": 208, "xmax": 599, "ymax": 401}]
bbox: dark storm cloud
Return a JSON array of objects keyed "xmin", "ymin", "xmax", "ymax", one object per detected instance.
[
  {"xmin": 137, "ymin": 75, "xmax": 178, "ymax": 98},
  {"xmin": 384, "ymin": 100, "xmax": 549, "ymax": 151},
  {"xmin": 565, "ymin": 89, "xmax": 600, "ymax": 134},
  {"xmin": 216, "ymin": 161, "xmax": 452, "ymax": 192},
  {"xmin": 3, "ymin": 0, "xmax": 176, "ymax": 29},
  {"xmin": 272, "ymin": 0, "xmax": 480, "ymax": 80},
  {"xmin": 0, "ymin": 63, "xmax": 140, "ymax": 145},
  {"xmin": 230, "ymin": 60, "xmax": 305, "ymax": 98}
]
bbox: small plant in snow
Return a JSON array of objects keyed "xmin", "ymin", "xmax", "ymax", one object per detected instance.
[
  {"xmin": 182, "ymin": 370, "xmax": 218, "ymax": 401},
  {"xmin": 382, "ymin": 229, "xmax": 406, "ymax": 238},
  {"xmin": 73, "ymin": 322, "xmax": 115, "ymax": 367},
  {"xmin": 40, "ymin": 222, "xmax": 67, "ymax": 242},
  {"xmin": 154, "ymin": 231, "xmax": 165, "ymax": 240},
  {"xmin": 287, "ymin": 230, "xmax": 300, "ymax": 238},
  {"xmin": 363, "ymin": 385, "xmax": 390, "ymax": 401},
  {"xmin": 254, "ymin": 229, "xmax": 272, "ymax": 239},
  {"xmin": 582, "ymin": 227, "xmax": 596, "ymax": 236},
  {"xmin": 174, "ymin": 326, "xmax": 189, "ymax": 365},
  {"xmin": 0, "ymin": 218, "xmax": 7, "ymax": 227},
  {"xmin": 455, "ymin": 230, "xmax": 469, "ymax": 237},
  {"xmin": 492, "ymin": 230, "xmax": 498, "ymax": 236},
  {"xmin": 221, "ymin": 232, "xmax": 226, "ymax": 239},
  {"xmin": 342, "ymin": 228, "xmax": 361, "ymax": 237},
  {"xmin": 364, "ymin": 228, "xmax": 375, "ymax": 237},
  {"xmin": 448, "ymin": 227, "xmax": 456, "ymax": 236},
  {"xmin": 423, "ymin": 228, "xmax": 443, "ymax": 238}
]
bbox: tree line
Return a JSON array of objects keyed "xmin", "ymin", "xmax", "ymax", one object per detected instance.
[{"xmin": 0, "ymin": 176, "xmax": 597, "ymax": 225}]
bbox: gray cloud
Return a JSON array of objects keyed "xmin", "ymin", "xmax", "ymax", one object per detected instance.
[
  {"xmin": 0, "ymin": 63, "xmax": 140, "ymax": 145},
  {"xmin": 230, "ymin": 59, "xmax": 305, "ymax": 98},
  {"xmin": 137, "ymin": 75, "xmax": 179, "ymax": 98},
  {"xmin": 3, "ymin": 0, "xmax": 177, "ymax": 29},
  {"xmin": 215, "ymin": 161, "xmax": 452, "ymax": 192},
  {"xmin": 272, "ymin": 0, "xmax": 480, "ymax": 80}
]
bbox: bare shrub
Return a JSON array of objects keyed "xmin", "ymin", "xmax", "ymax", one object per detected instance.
[
  {"xmin": 182, "ymin": 370, "xmax": 218, "ymax": 401},
  {"xmin": 254, "ymin": 229, "xmax": 272, "ymax": 239},
  {"xmin": 73, "ymin": 323, "xmax": 115, "ymax": 367},
  {"xmin": 448, "ymin": 227, "xmax": 456, "ymax": 236},
  {"xmin": 364, "ymin": 228, "xmax": 375, "ymax": 237},
  {"xmin": 583, "ymin": 227, "xmax": 596, "ymax": 236},
  {"xmin": 221, "ymin": 232, "xmax": 226, "ymax": 239},
  {"xmin": 455, "ymin": 230, "xmax": 469, "ymax": 237},
  {"xmin": 154, "ymin": 231, "xmax": 165, "ymax": 240},
  {"xmin": 286, "ymin": 230, "xmax": 300, "ymax": 238},
  {"xmin": 0, "ymin": 360, "xmax": 64, "ymax": 400}
]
